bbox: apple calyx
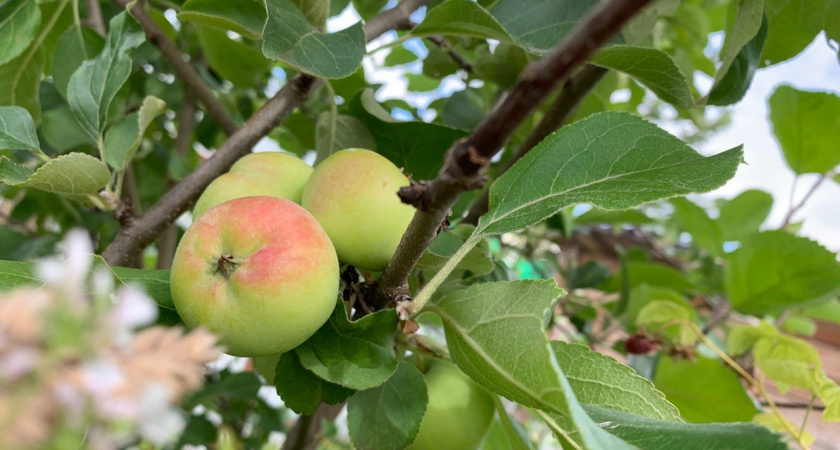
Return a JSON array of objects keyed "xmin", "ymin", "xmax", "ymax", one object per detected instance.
[{"xmin": 214, "ymin": 254, "xmax": 242, "ymax": 279}]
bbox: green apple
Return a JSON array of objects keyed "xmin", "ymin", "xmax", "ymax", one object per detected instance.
[
  {"xmin": 301, "ymin": 149, "xmax": 415, "ymax": 271},
  {"xmin": 192, "ymin": 152, "xmax": 313, "ymax": 219},
  {"xmin": 409, "ymin": 361, "xmax": 496, "ymax": 450},
  {"xmin": 170, "ymin": 196, "xmax": 339, "ymax": 356}
]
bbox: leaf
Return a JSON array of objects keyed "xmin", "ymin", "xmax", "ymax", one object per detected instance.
[
  {"xmin": 725, "ymin": 230, "xmax": 840, "ymax": 315},
  {"xmin": 0, "ymin": 259, "xmax": 39, "ymax": 291},
  {"xmin": 262, "ymin": 0, "xmax": 365, "ymax": 79},
  {"xmin": 273, "ymin": 351, "xmax": 353, "ymax": 414},
  {"xmin": 384, "ymin": 46, "xmax": 419, "ymax": 67},
  {"xmin": 636, "ymin": 300, "xmax": 697, "ymax": 346},
  {"xmin": 290, "ymin": 0, "xmax": 329, "ymax": 28},
  {"xmin": 707, "ymin": 14, "xmax": 767, "ymax": 106},
  {"xmin": 186, "ymin": 371, "xmax": 263, "ymax": 407},
  {"xmin": 552, "ymin": 341, "xmax": 680, "ymax": 421},
  {"xmin": 475, "ymin": 112, "xmax": 744, "ymax": 237},
  {"xmin": 716, "ymin": 189, "xmax": 773, "ymax": 241},
  {"xmin": 654, "ymin": 356, "xmax": 757, "ymax": 423},
  {"xmin": 670, "ymin": 197, "xmax": 723, "ymax": 255},
  {"xmin": 0, "ymin": 153, "xmax": 109, "ymax": 196},
  {"xmin": 411, "ymin": 0, "xmax": 514, "ymax": 44},
  {"xmin": 352, "ymin": 0, "xmax": 388, "ymax": 20},
  {"xmin": 103, "ymin": 96, "xmax": 166, "ymax": 171},
  {"xmin": 195, "ymin": 26, "xmax": 272, "ymax": 89},
  {"xmin": 178, "ymin": 0, "xmax": 266, "ymax": 39},
  {"xmin": 40, "ymin": 106, "xmax": 97, "ymax": 152},
  {"xmin": 0, "ymin": 0, "xmax": 40, "ymax": 66},
  {"xmin": 761, "ymin": 0, "xmax": 827, "ymax": 66},
  {"xmin": 51, "ymin": 26, "xmax": 105, "ymax": 98},
  {"xmin": 491, "ymin": 396, "xmax": 533, "ymax": 450},
  {"xmin": 417, "ymin": 224, "xmax": 493, "ymax": 276},
  {"xmin": 315, "ymin": 112, "xmax": 376, "ymax": 163},
  {"xmin": 348, "ymin": 90, "xmax": 467, "ymax": 179},
  {"xmin": 754, "ymin": 333, "xmax": 824, "ymax": 393},
  {"xmin": 578, "ymin": 405, "xmax": 788, "ymax": 450},
  {"xmin": 601, "ymin": 263, "xmax": 696, "ymax": 294},
  {"xmin": 0, "ymin": 105, "xmax": 41, "ymax": 153},
  {"xmin": 347, "ymin": 362, "xmax": 427, "ymax": 450},
  {"xmin": 295, "ymin": 301, "xmax": 400, "ymax": 390},
  {"xmin": 589, "ymin": 45, "xmax": 693, "ymax": 109},
  {"xmin": 427, "ymin": 280, "xmax": 630, "ymax": 449},
  {"xmin": 768, "ymin": 85, "xmax": 840, "ymax": 174},
  {"xmin": 67, "ymin": 12, "xmax": 145, "ymax": 141},
  {"xmin": 711, "ymin": 0, "xmax": 763, "ymax": 87},
  {"xmin": 490, "ymin": 0, "xmax": 603, "ymax": 54},
  {"xmin": 623, "ymin": 285, "xmax": 687, "ymax": 333},
  {"xmin": 0, "ymin": 45, "xmax": 45, "ymax": 124},
  {"xmin": 575, "ymin": 208, "xmax": 653, "ymax": 225},
  {"xmin": 726, "ymin": 322, "xmax": 778, "ymax": 357}
]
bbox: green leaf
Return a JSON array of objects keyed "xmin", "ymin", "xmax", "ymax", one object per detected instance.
[
  {"xmin": 405, "ymin": 73, "xmax": 441, "ymax": 92},
  {"xmin": 475, "ymin": 112, "xmax": 744, "ymax": 237},
  {"xmin": 195, "ymin": 26, "xmax": 272, "ymax": 89},
  {"xmin": 348, "ymin": 89, "xmax": 468, "ymax": 179},
  {"xmin": 67, "ymin": 12, "xmax": 145, "ymax": 141},
  {"xmin": 416, "ymin": 225, "xmax": 494, "ymax": 276},
  {"xmin": 753, "ymin": 333, "xmax": 823, "ymax": 393},
  {"xmin": 726, "ymin": 321, "xmax": 778, "ymax": 356},
  {"xmin": 290, "ymin": 0, "xmax": 329, "ymax": 28},
  {"xmin": 40, "ymin": 106, "xmax": 97, "ymax": 152},
  {"xmin": 186, "ymin": 371, "xmax": 263, "ymax": 407},
  {"xmin": 623, "ymin": 285, "xmax": 687, "ymax": 333},
  {"xmin": 0, "ymin": 259, "xmax": 39, "ymax": 291},
  {"xmin": 589, "ymin": 45, "xmax": 694, "ymax": 109},
  {"xmin": 707, "ymin": 14, "xmax": 767, "ymax": 106},
  {"xmin": 768, "ymin": 85, "xmax": 840, "ymax": 174},
  {"xmin": 761, "ymin": 0, "xmax": 827, "ymax": 66},
  {"xmin": 575, "ymin": 208, "xmax": 653, "ymax": 225},
  {"xmin": 0, "ymin": 105, "xmax": 41, "ymax": 153},
  {"xmin": 490, "ymin": 0, "xmax": 603, "ymax": 54},
  {"xmin": 491, "ymin": 397, "xmax": 533, "ymax": 450},
  {"xmin": 716, "ymin": 189, "xmax": 773, "ymax": 241},
  {"xmin": 552, "ymin": 341, "xmax": 680, "ymax": 421},
  {"xmin": 802, "ymin": 299, "xmax": 840, "ymax": 326},
  {"xmin": 179, "ymin": 0, "xmax": 266, "ymax": 39},
  {"xmin": 384, "ymin": 46, "xmax": 419, "ymax": 67},
  {"xmin": 636, "ymin": 300, "xmax": 697, "ymax": 346},
  {"xmin": 725, "ymin": 230, "xmax": 840, "ymax": 315},
  {"xmin": 103, "ymin": 96, "xmax": 166, "ymax": 171},
  {"xmin": 0, "ymin": 45, "xmax": 45, "ymax": 124},
  {"xmin": 827, "ymin": 0, "xmax": 840, "ymax": 52},
  {"xmin": 295, "ymin": 301, "xmax": 399, "ymax": 390},
  {"xmin": 347, "ymin": 362, "xmax": 427, "ymax": 450},
  {"xmin": 670, "ymin": 197, "xmax": 723, "ymax": 255},
  {"xmin": 578, "ymin": 405, "xmax": 787, "ymax": 450},
  {"xmin": 411, "ymin": 0, "xmax": 514, "ymax": 44},
  {"xmin": 273, "ymin": 351, "xmax": 354, "ymax": 414},
  {"xmin": 427, "ymin": 280, "xmax": 630, "ymax": 449},
  {"xmin": 352, "ymin": 0, "xmax": 388, "ymax": 20},
  {"xmin": 51, "ymin": 26, "xmax": 105, "ymax": 98},
  {"xmin": 0, "ymin": 153, "xmax": 109, "ymax": 196},
  {"xmin": 314, "ymin": 112, "xmax": 376, "ymax": 163},
  {"xmin": 601, "ymin": 263, "xmax": 696, "ymax": 294},
  {"xmin": 711, "ymin": 0, "xmax": 763, "ymax": 87},
  {"xmin": 654, "ymin": 356, "xmax": 757, "ymax": 423},
  {"xmin": 0, "ymin": 0, "xmax": 40, "ymax": 66},
  {"xmin": 262, "ymin": 0, "xmax": 365, "ymax": 79}
]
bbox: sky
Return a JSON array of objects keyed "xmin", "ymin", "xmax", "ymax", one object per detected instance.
[{"xmin": 313, "ymin": 7, "xmax": 840, "ymax": 251}]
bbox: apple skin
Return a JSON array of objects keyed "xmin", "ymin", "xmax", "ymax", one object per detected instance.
[
  {"xmin": 409, "ymin": 361, "xmax": 496, "ymax": 450},
  {"xmin": 170, "ymin": 196, "xmax": 339, "ymax": 357},
  {"xmin": 301, "ymin": 149, "xmax": 414, "ymax": 271},
  {"xmin": 192, "ymin": 152, "xmax": 313, "ymax": 219}
]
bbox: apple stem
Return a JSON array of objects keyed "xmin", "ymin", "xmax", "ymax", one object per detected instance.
[{"xmin": 215, "ymin": 254, "xmax": 241, "ymax": 279}]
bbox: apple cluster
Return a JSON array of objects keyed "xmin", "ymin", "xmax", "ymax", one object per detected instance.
[{"xmin": 170, "ymin": 149, "xmax": 414, "ymax": 357}]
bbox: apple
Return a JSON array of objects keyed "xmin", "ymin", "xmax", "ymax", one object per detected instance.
[
  {"xmin": 409, "ymin": 361, "xmax": 496, "ymax": 450},
  {"xmin": 301, "ymin": 149, "xmax": 415, "ymax": 271},
  {"xmin": 170, "ymin": 196, "xmax": 339, "ymax": 357},
  {"xmin": 192, "ymin": 152, "xmax": 313, "ymax": 219}
]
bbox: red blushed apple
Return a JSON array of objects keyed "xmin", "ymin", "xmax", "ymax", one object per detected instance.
[{"xmin": 170, "ymin": 196, "xmax": 339, "ymax": 357}]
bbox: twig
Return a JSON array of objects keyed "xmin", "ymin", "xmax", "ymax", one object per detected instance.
[
  {"xmin": 282, "ymin": 403, "xmax": 346, "ymax": 450},
  {"xmin": 112, "ymin": 0, "xmax": 239, "ymax": 136},
  {"xmin": 462, "ymin": 65, "xmax": 607, "ymax": 224},
  {"xmin": 780, "ymin": 170, "xmax": 833, "ymax": 228},
  {"xmin": 423, "ymin": 34, "xmax": 473, "ymax": 73},
  {"xmin": 765, "ymin": 401, "xmax": 825, "ymax": 411},
  {"xmin": 84, "ymin": 0, "xmax": 107, "ymax": 36},
  {"xmin": 376, "ymin": 0, "xmax": 652, "ymax": 303},
  {"xmin": 701, "ymin": 296, "xmax": 731, "ymax": 334},
  {"xmin": 102, "ymin": 0, "xmax": 432, "ymax": 266}
]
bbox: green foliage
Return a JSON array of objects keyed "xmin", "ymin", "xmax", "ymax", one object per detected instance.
[
  {"xmin": 178, "ymin": 0, "xmax": 266, "ymax": 38},
  {"xmin": 0, "ymin": 0, "xmax": 40, "ymax": 66},
  {"xmin": 274, "ymin": 351, "xmax": 354, "ymax": 414},
  {"xmin": 768, "ymin": 85, "xmax": 840, "ymax": 174}
]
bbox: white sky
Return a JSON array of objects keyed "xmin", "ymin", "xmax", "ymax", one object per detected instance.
[{"xmin": 319, "ymin": 9, "xmax": 840, "ymax": 251}]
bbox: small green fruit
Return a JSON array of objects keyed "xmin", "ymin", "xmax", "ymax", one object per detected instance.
[
  {"xmin": 409, "ymin": 361, "xmax": 496, "ymax": 450},
  {"xmin": 193, "ymin": 152, "xmax": 313, "ymax": 219},
  {"xmin": 301, "ymin": 149, "xmax": 414, "ymax": 271},
  {"xmin": 171, "ymin": 196, "xmax": 338, "ymax": 357}
]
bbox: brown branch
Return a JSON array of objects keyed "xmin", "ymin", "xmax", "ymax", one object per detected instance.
[
  {"xmin": 282, "ymin": 403, "xmax": 345, "ymax": 450},
  {"xmin": 424, "ymin": 35, "xmax": 473, "ymax": 73},
  {"xmin": 462, "ymin": 65, "xmax": 607, "ymax": 224},
  {"xmin": 102, "ymin": 0, "xmax": 432, "ymax": 266},
  {"xmin": 780, "ymin": 170, "xmax": 833, "ymax": 228},
  {"xmin": 377, "ymin": 0, "xmax": 652, "ymax": 302},
  {"xmin": 84, "ymin": 0, "xmax": 107, "ymax": 36},
  {"xmin": 112, "ymin": 0, "xmax": 239, "ymax": 136}
]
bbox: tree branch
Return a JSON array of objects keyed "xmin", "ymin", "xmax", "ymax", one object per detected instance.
[
  {"xmin": 377, "ymin": 0, "xmax": 652, "ymax": 302},
  {"xmin": 462, "ymin": 65, "xmax": 607, "ymax": 224},
  {"xmin": 112, "ymin": 0, "xmax": 239, "ymax": 136},
  {"xmin": 282, "ymin": 403, "xmax": 345, "ymax": 450},
  {"xmin": 84, "ymin": 0, "xmax": 107, "ymax": 36},
  {"xmin": 423, "ymin": 35, "xmax": 473, "ymax": 73},
  {"xmin": 780, "ymin": 170, "xmax": 834, "ymax": 228},
  {"xmin": 102, "ymin": 0, "xmax": 432, "ymax": 266}
]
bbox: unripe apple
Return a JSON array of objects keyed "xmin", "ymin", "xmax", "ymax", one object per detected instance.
[
  {"xmin": 192, "ymin": 152, "xmax": 313, "ymax": 219},
  {"xmin": 170, "ymin": 196, "xmax": 339, "ymax": 357},
  {"xmin": 409, "ymin": 361, "xmax": 495, "ymax": 450},
  {"xmin": 301, "ymin": 149, "xmax": 414, "ymax": 271}
]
